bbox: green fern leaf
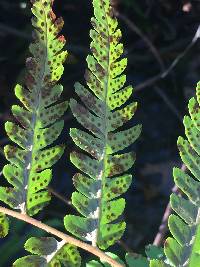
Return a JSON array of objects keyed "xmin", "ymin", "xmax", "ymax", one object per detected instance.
[
  {"xmin": 149, "ymin": 260, "xmax": 169, "ymax": 267},
  {"xmin": 64, "ymin": 0, "xmax": 141, "ymax": 249},
  {"xmin": 0, "ymin": 213, "xmax": 9, "ymax": 238},
  {"xmin": 163, "ymin": 83, "xmax": 200, "ymax": 266},
  {"xmin": 0, "ymin": 0, "xmax": 68, "ymax": 216},
  {"xmin": 125, "ymin": 245, "xmax": 165, "ymax": 267},
  {"xmin": 87, "ymin": 252, "xmax": 124, "ymax": 267},
  {"xmin": 86, "ymin": 247, "xmax": 164, "ymax": 267},
  {"xmin": 145, "ymin": 245, "xmax": 165, "ymax": 260},
  {"xmin": 126, "ymin": 254, "xmax": 148, "ymax": 267},
  {"xmin": 87, "ymin": 261, "xmax": 103, "ymax": 267},
  {"xmin": 13, "ymin": 237, "xmax": 81, "ymax": 267}
]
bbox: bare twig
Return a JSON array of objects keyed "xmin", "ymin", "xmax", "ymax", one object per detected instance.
[
  {"xmin": 161, "ymin": 25, "xmax": 200, "ymax": 78},
  {"xmin": 153, "ymin": 186, "xmax": 177, "ymax": 246},
  {"xmin": 117, "ymin": 239, "xmax": 134, "ymax": 254},
  {"xmin": 115, "ymin": 14, "xmax": 200, "ymax": 93},
  {"xmin": 135, "ymin": 25, "xmax": 200, "ymax": 91},
  {"xmin": 153, "ymin": 164, "xmax": 186, "ymax": 246},
  {"xmin": 116, "ymin": 12, "xmax": 165, "ymax": 71},
  {"xmin": 0, "ymin": 206, "xmax": 123, "ymax": 267},
  {"xmin": 48, "ymin": 186, "xmax": 72, "ymax": 208},
  {"xmin": 0, "ymin": 22, "xmax": 31, "ymax": 39},
  {"xmin": 154, "ymin": 86, "xmax": 183, "ymax": 122}
]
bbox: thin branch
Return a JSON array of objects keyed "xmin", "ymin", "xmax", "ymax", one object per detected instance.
[
  {"xmin": 48, "ymin": 186, "xmax": 72, "ymax": 207},
  {"xmin": 154, "ymin": 86, "xmax": 183, "ymax": 122},
  {"xmin": 160, "ymin": 25, "xmax": 200, "ymax": 79},
  {"xmin": 116, "ymin": 12, "xmax": 165, "ymax": 71},
  {"xmin": 135, "ymin": 25, "xmax": 200, "ymax": 91},
  {"xmin": 153, "ymin": 164, "xmax": 186, "ymax": 246},
  {"xmin": 117, "ymin": 239, "xmax": 134, "ymax": 254},
  {"xmin": 0, "ymin": 206, "xmax": 123, "ymax": 267},
  {"xmin": 0, "ymin": 22, "xmax": 31, "ymax": 39},
  {"xmin": 153, "ymin": 186, "xmax": 177, "ymax": 246}
]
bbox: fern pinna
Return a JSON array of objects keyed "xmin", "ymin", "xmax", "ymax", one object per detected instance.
[
  {"xmin": 152, "ymin": 84, "xmax": 200, "ymax": 267},
  {"xmin": 86, "ymin": 245, "xmax": 165, "ymax": 266},
  {"xmin": 13, "ymin": 237, "xmax": 81, "ymax": 266},
  {"xmin": 0, "ymin": 0, "xmax": 68, "ymax": 216},
  {"xmin": 64, "ymin": 0, "xmax": 141, "ymax": 249}
]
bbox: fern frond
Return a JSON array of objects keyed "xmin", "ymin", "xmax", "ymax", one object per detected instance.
[
  {"xmin": 0, "ymin": 0, "xmax": 68, "ymax": 216},
  {"xmin": 64, "ymin": 0, "xmax": 141, "ymax": 249},
  {"xmin": 159, "ymin": 83, "xmax": 200, "ymax": 266},
  {"xmin": 13, "ymin": 237, "xmax": 81, "ymax": 267}
]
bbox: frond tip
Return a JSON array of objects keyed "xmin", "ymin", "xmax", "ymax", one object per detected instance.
[
  {"xmin": 64, "ymin": 0, "xmax": 141, "ymax": 250},
  {"xmin": 0, "ymin": 0, "xmax": 68, "ymax": 216}
]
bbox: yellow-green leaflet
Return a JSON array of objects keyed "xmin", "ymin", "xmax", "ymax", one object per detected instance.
[
  {"xmin": 0, "ymin": 0, "xmax": 68, "ymax": 216},
  {"xmin": 64, "ymin": 0, "xmax": 141, "ymax": 250},
  {"xmin": 13, "ymin": 237, "xmax": 81, "ymax": 267},
  {"xmin": 152, "ymin": 83, "xmax": 200, "ymax": 267}
]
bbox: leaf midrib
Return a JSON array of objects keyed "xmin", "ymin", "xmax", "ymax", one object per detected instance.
[{"xmin": 93, "ymin": 4, "xmax": 112, "ymax": 247}]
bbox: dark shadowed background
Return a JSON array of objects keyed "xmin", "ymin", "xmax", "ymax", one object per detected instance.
[{"xmin": 0, "ymin": 0, "xmax": 200, "ymax": 265}]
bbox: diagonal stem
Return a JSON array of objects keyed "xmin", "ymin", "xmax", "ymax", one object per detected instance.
[
  {"xmin": 0, "ymin": 206, "xmax": 123, "ymax": 267},
  {"xmin": 135, "ymin": 25, "xmax": 200, "ymax": 91},
  {"xmin": 115, "ymin": 11, "xmax": 165, "ymax": 72},
  {"xmin": 153, "ymin": 164, "xmax": 186, "ymax": 246}
]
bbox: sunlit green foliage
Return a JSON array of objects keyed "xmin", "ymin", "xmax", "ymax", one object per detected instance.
[
  {"xmin": 86, "ymin": 245, "xmax": 165, "ymax": 267},
  {"xmin": 87, "ymin": 252, "xmax": 124, "ymax": 267},
  {"xmin": 1, "ymin": 0, "xmax": 200, "ymax": 266},
  {"xmin": 0, "ymin": 213, "xmax": 9, "ymax": 238},
  {"xmin": 64, "ymin": 0, "xmax": 141, "ymax": 250},
  {"xmin": 152, "ymin": 84, "xmax": 200, "ymax": 267},
  {"xmin": 13, "ymin": 237, "xmax": 81, "ymax": 267},
  {"xmin": 0, "ymin": 0, "xmax": 68, "ymax": 216},
  {"xmin": 126, "ymin": 245, "xmax": 165, "ymax": 267},
  {"xmin": 150, "ymin": 260, "xmax": 168, "ymax": 267}
]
